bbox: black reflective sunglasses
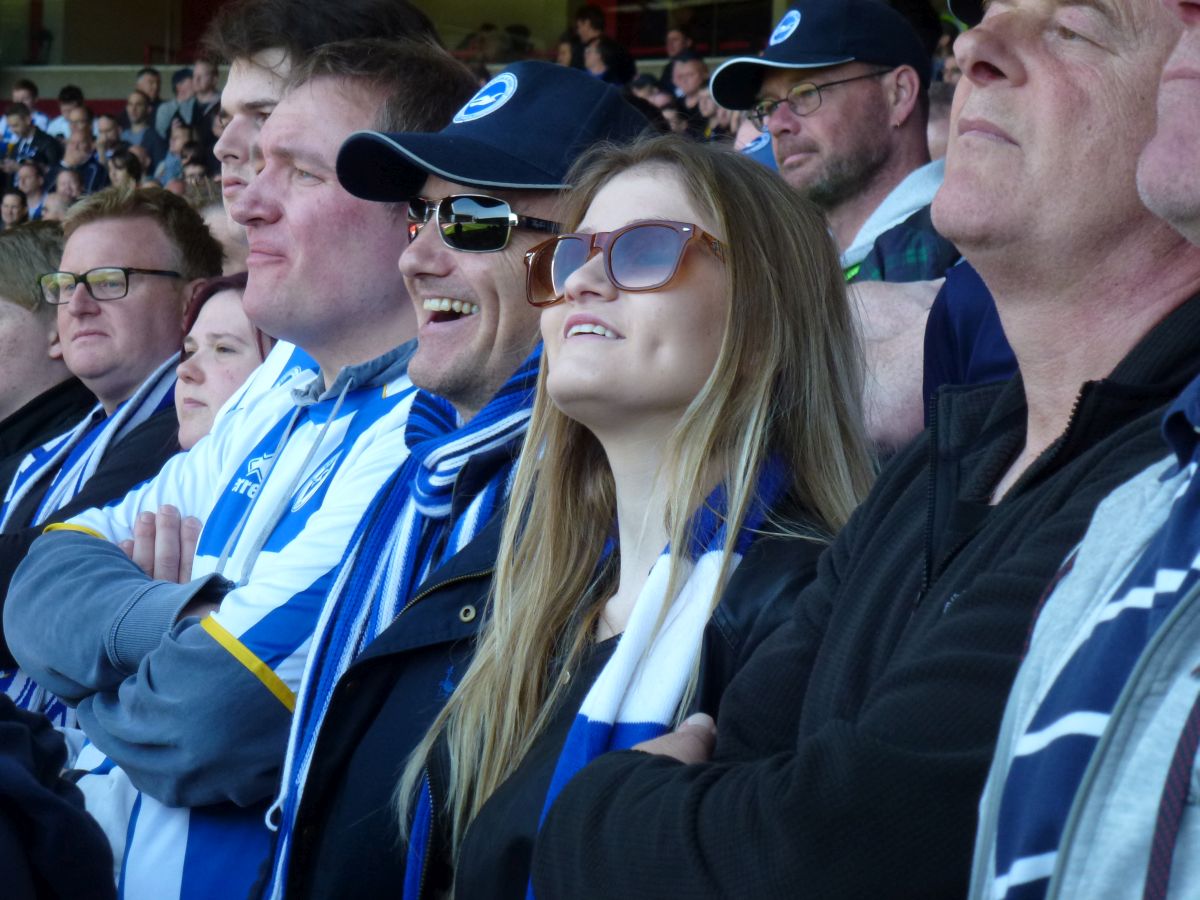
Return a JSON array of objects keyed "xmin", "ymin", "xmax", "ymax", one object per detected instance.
[{"xmin": 407, "ymin": 194, "xmax": 561, "ymax": 253}]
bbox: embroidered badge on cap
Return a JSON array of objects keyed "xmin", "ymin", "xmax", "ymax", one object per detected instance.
[
  {"xmin": 769, "ymin": 9, "xmax": 802, "ymax": 46},
  {"xmin": 453, "ymin": 72, "xmax": 519, "ymax": 124},
  {"xmin": 743, "ymin": 132, "xmax": 771, "ymax": 153}
]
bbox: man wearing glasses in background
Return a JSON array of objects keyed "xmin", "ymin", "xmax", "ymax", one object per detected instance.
[
  {"xmin": 712, "ymin": 0, "xmax": 955, "ymax": 282},
  {"xmin": 0, "ymin": 187, "xmax": 222, "ymax": 716}
]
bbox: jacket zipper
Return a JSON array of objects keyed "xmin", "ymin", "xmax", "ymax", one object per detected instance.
[
  {"xmin": 417, "ymin": 770, "xmax": 436, "ymax": 899},
  {"xmin": 395, "ymin": 568, "xmax": 495, "ymax": 620}
]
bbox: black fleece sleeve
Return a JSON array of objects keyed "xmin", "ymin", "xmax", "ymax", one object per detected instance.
[{"xmin": 530, "ymin": 425, "xmax": 1159, "ymax": 899}]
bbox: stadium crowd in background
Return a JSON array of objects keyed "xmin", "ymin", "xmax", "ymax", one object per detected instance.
[{"xmin": 1, "ymin": 0, "xmax": 1199, "ymax": 898}]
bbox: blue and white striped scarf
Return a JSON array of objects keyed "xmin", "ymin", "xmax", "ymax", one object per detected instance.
[
  {"xmin": 264, "ymin": 345, "xmax": 541, "ymax": 899},
  {"xmin": 0, "ymin": 353, "xmax": 178, "ymax": 728},
  {"xmin": 0, "ymin": 353, "xmax": 178, "ymax": 532},
  {"xmin": 402, "ymin": 460, "xmax": 786, "ymax": 899}
]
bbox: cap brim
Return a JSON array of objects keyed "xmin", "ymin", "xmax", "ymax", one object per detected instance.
[
  {"xmin": 710, "ymin": 54, "xmax": 854, "ymax": 111},
  {"xmin": 337, "ymin": 130, "xmax": 568, "ymax": 202}
]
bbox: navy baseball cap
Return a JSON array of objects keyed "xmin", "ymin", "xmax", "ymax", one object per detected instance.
[
  {"xmin": 710, "ymin": 0, "xmax": 931, "ymax": 111},
  {"xmin": 337, "ymin": 60, "xmax": 650, "ymax": 202},
  {"xmin": 948, "ymin": 0, "xmax": 983, "ymax": 27}
]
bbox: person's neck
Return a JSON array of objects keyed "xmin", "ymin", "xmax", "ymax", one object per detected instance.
[
  {"xmin": 595, "ymin": 426, "xmax": 674, "ymax": 641},
  {"xmin": 315, "ymin": 321, "xmax": 417, "ymax": 393},
  {"xmin": 976, "ymin": 222, "xmax": 1200, "ymax": 501},
  {"xmin": 826, "ymin": 146, "xmax": 930, "ymax": 252}
]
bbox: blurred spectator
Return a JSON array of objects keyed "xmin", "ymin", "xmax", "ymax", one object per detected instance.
[
  {"xmin": 0, "ymin": 189, "xmax": 27, "ymax": 230},
  {"xmin": 15, "ymin": 162, "xmax": 45, "ymax": 220},
  {"xmin": 127, "ymin": 144, "xmax": 155, "ymax": 185},
  {"xmin": 0, "ymin": 220, "xmax": 76, "ymax": 432},
  {"xmin": 696, "ymin": 88, "xmax": 732, "ymax": 140},
  {"xmin": 53, "ymin": 167, "xmax": 83, "ymax": 203},
  {"xmin": 107, "ymin": 148, "xmax": 142, "ymax": 188},
  {"xmin": 58, "ymin": 132, "xmax": 109, "ymax": 194},
  {"xmin": 1, "ymin": 80, "xmax": 49, "ymax": 143},
  {"xmin": 576, "ymin": 4, "xmax": 634, "ymax": 85},
  {"xmin": 926, "ymin": 81, "xmax": 953, "ymax": 160},
  {"xmin": 189, "ymin": 58, "xmax": 223, "ymax": 168},
  {"xmin": 942, "ymin": 53, "xmax": 962, "ymax": 85},
  {"xmin": 575, "ymin": 4, "xmax": 606, "ymax": 45},
  {"xmin": 39, "ymin": 191, "xmax": 69, "ymax": 222},
  {"xmin": 155, "ymin": 121, "xmax": 194, "ymax": 185},
  {"xmin": 155, "ymin": 67, "xmax": 194, "ymax": 138},
  {"xmin": 46, "ymin": 84, "xmax": 84, "ymax": 141},
  {"xmin": 66, "ymin": 103, "xmax": 94, "ymax": 139},
  {"xmin": 660, "ymin": 24, "xmax": 694, "ymax": 95},
  {"xmin": 95, "ymin": 113, "xmax": 121, "ymax": 160},
  {"xmin": 3, "ymin": 103, "xmax": 62, "ymax": 176},
  {"xmin": 585, "ymin": 36, "xmax": 637, "ymax": 85},
  {"xmin": 0, "ymin": 221, "xmax": 92, "ymax": 489},
  {"xmin": 122, "ymin": 90, "xmax": 168, "ymax": 169},
  {"xmin": 137, "ymin": 66, "xmax": 162, "ymax": 107},
  {"xmin": 175, "ymin": 273, "xmax": 270, "ymax": 449},
  {"xmin": 672, "ymin": 50, "xmax": 710, "ymax": 136},
  {"xmin": 556, "ymin": 31, "xmax": 583, "ymax": 68}
]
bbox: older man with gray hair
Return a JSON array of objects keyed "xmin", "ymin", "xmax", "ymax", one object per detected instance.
[{"xmin": 529, "ymin": 0, "xmax": 1200, "ymax": 896}]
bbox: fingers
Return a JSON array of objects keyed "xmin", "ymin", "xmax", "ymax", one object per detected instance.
[
  {"xmin": 153, "ymin": 505, "xmax": 182, "ymax": 583},
  {"xmin": 118, "ymin": 539, "xmax": 135, "ymax": 559},
  {"xmin": 131, "ymin": 511, "xmax": 157, "ymax": 576},
  {"xmin": 178, "ymin": 516, "xmax": 202, "ymax": 583},
  {"xmin": 633, "ymin": 713, "xmax": 717, "ymax": 764}
]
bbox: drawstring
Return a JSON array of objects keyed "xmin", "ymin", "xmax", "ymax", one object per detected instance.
[{"xmin": 214, "ymin": 377, "xmax": 354, "ymax": 583}]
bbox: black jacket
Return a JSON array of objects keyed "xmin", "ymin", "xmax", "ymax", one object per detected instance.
[
  {"xmin": 0, "ymin": 378, "xmax": 94, "ymax": 492},
  {"xmin": 284, "ymin": 477, "xmax": 825, "ymax": 898},
  {"xmin": 529, "ymin": 293, "xmax": 1200, "ymax": 900},
  {"xmin": 0, "ymin": 407, "xmax": 180, "ymax": 665}
]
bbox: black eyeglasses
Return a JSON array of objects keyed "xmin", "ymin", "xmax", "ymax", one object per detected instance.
[
  {"xmin": 748, "ymin": 69, "xmax": 894, "ymax": 130},
  {"xmin": 408, "ymin": 194, "xmax": 561, "ymax": 253},
  {"xmin": 39, "ymin": 266, "xmax": 182, "ymax": 305}
]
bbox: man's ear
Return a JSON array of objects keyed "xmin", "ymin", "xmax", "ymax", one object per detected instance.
[
  {"xmin": 889, "ymin": 65, "xmax": 922, "ymax": 128},
  {"xmin": 180, "ymin": 277, "xmax": 204, "ymax": 316},
  {"xmin": 47, "ymin": 323, "xmax": 63, "ymax": 361}
]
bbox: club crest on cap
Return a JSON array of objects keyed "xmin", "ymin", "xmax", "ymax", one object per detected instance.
[
  {"xmin": 743, "ymin": 132, "xmax": 771, "ymax": 153},
  {"xmin": 769, "ymin": 9, "xmax": 802, "ymax": 46},
  {"xmin": 453, "ymin": 72, "xmax": 519, "ymax": 124}
]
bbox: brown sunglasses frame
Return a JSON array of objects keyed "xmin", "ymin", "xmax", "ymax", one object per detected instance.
[{"xmin": 524, "ymin": 219, "xmax": 726, "ymax": 308}]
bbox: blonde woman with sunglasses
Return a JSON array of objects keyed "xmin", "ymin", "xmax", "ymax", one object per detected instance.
[{"xmin": 394, "ymin": 133, "xmax": 876, "ymax": 898}]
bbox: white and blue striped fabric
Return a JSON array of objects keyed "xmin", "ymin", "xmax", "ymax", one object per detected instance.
[
  {"xmin": 0, "ymin": 354, "xmax": 178, "ymax": 726},
  {"xmin": 402, "ymin": 463, "xmax": 784, "ymax": 900},
  {"xmin": 65, "ymin": 351, "xmax": 418, "ymax": 899},
  {"xmin": 989, "ymin": 456, "xmax": 1200, "ymax": 900},
  {"xmin": 265, "ymin": 346, "xmax": 542, "ymax": 899}
]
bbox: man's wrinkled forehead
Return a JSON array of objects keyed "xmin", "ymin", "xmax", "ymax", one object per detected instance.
[{"xmin": 982, "ymin": 0, "xmax": 1130, "ymax": 31}]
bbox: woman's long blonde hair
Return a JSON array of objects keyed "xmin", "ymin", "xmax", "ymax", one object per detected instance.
[{"xmin": 396, "ymin": 134, "xmax": 875, "ymax": 856}]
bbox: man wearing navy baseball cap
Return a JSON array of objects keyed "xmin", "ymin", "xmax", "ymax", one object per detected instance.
[
  {"xmin": 711, "ymin": 0, "xmax": 954, "ymax": 282},
  {"xmin": 253, "ymin": 61, "xmax": 650, "ymax": 896}
]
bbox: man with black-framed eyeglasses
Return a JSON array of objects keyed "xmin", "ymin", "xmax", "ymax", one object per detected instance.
[
  {"xmin": 711, "ymin": 0, "xmax": 957, "ymax": 284},
  {"xmin": 0, "ymin": 185, "xmax": 222, "ymax": 711}
]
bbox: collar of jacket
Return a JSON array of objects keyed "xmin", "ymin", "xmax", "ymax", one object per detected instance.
[
  {"xmin": 290, "ymin": 338, "xmax": 417, "ymax": 407},
  {"xmin": 922, "ymin": 290, "xmax": 1200, "ymax": 590}
]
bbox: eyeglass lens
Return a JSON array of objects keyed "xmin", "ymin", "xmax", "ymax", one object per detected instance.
[
  {"xmin": 409, "ymin": 195, "xmax": 514, "ymax": 252},
  {"xmin": 41, "ymin": 268, "xmax": 128, "ymax": 303},
  {"xmin": 539, "ymin": 224, "xmax": 688, "ymax": 301}
]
